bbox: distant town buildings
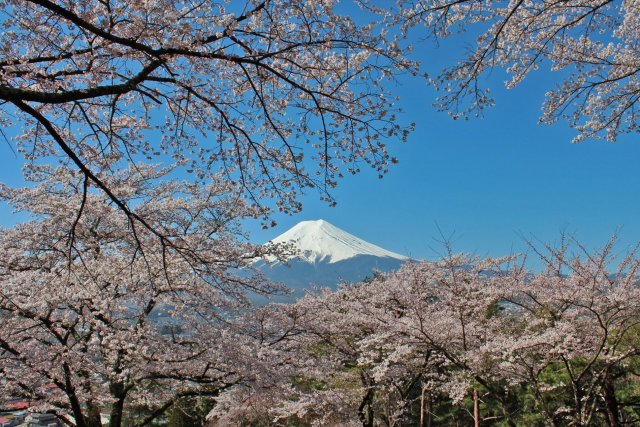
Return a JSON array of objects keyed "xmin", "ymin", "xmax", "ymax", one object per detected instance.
[{"xmin": 1, "ymin": 398, "xmax": 62, "ymax": 427}]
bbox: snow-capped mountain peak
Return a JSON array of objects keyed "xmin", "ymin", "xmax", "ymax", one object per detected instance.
[{"xmin": 270, "ymin": 219, "xmax": 408, "ymax": 264}]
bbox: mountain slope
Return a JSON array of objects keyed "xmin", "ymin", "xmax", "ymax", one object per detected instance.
[
  {"xmin": 270, "ymin": 219, "xmax": 408, "ymax": 264},
  {"xmin": 256, "ymin": 220, "xmax": 408, "ymax": 301}
]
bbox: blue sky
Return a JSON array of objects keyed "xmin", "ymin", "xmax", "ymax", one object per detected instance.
[
  {"xmin": 1, "ymin": 14, "xmax": 639, "ymax": 264},
  {"xmin": 247, "ymin": 33, "xmax": 640, "ymax": 262}
]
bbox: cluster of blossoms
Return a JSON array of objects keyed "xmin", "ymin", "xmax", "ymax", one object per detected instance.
[
  {"xmin": 0, "ymin": 163, "xmax": 286, "ymax": 427},
  {"xmin": 224, "ymin": 239, "xmax": 640, "ymax": 426},
  {"xmin": 0, "ymin": 1, "xmax": 637, "ymax": 426},
  {"xmin": 392, "ymin": 0, "xmax": 640, "ymax": 142}
]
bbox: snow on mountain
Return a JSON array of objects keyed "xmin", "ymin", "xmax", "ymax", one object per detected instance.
[
  {"xmin": 269, "ymin": 219, "xmax": 408, "ymax": 264},
  {"xmin": 254, "ymin": 220, "xmax": 409, "ymax": 302}
]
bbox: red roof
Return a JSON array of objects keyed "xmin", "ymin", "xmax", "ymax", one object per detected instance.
[{"xmin": 6, "ymin": 401, "xmax": 29, "ymax": 409}]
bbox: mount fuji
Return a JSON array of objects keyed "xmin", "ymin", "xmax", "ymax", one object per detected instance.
[{"xmin": 256, "ymin": 219, "xmax": 409, "ymax": 300}]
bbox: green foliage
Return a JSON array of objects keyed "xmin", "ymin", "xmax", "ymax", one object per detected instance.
[
  {"xmin": 291, "ymin": 375, "xmax": 329, "ymax": 392},
  {"xmin": 166, "ymin": 398, "xmax": 215, "ymax": 427}
]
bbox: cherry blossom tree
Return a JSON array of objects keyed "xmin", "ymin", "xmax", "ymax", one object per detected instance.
[
  {"xmin": 223, "ymin": 239, "xmax": 640, "ymax": 426},
  {"xmin": 216, "ymin": 256, "xmax": 520, "ymax": 426},
  {"xmin": 493, "ymin": 237, "xmax": 640, "ymax": 427},
  {"xmin": 0, "ymin": 163, "xmax": 285, "ymax": 427},
  {"xmin": 0, "ymin": 0, "xmax": 414, "ymax": 231},
  {"xmin": 395, "ymin": 0, "xmax": 639, "ymax": 142},
  {"xmin": 209, "ymin": 296, "xmax": 368, "ymax": 426},
  {"xmin": 0, "ymin": 2, "xmax": 417, "ymax": 423}
]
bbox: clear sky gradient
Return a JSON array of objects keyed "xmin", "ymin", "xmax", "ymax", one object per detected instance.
[
  {"xmin": 248, "ymin": 32, "xmax": 640, "ymax": 261},
  {"xmin": 1, "ymin": 20, "xmax": 639, "ymax": 263}
]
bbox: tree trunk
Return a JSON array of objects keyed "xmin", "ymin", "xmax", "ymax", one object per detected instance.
[
  {"xmin": 109, "ymin": 382, "xmax": 126, "ymax": 427},
  {"xmin": 419, "ymin": 386, "xmax": 433, "ymax": 427},
  {"xmin": 420, "ymin": 386, "xmax": 426, "ymax": 427},
  {"xmin": 63, "ymin": 363, "xmax": 88, "ymax": 427},
  {"xmin": 473, "ymin": 388, "xmax": 480, "ymax": 427},
  {"xmin": 86, "ymin": 399, "xmax": 103, "ymax": 427},
  {"xmin": 358, "ymin": 388, "xmax": 374, "ymax": 427},
  {"xmin": 602, "ymin": 374, "xmax": 621, "ymax": 427},
  {"xmin": 109, "ymin": 401, "xmax": 124, "ymax": 427}
]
